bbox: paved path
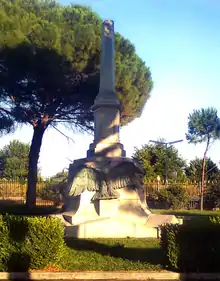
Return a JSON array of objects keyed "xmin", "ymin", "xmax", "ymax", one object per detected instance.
[{"xmin": 2, "ymin": 272, "xmax": 220, "ymax": 280}]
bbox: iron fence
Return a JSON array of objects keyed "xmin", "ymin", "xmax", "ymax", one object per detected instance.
[
  {"xmin": 1, "ymin": 178, "xmax": 219, "ymax": 210},
  {"xmin": 145, "ymin": 181, "xmax": 220, "ymax": 210},
  {"xmin": 145, "ymin": 181, "xmax": 209, "ymax": 197},
  {"xmin": 0, "ymin": 179, "xmax": 56, "ymax": 207}
]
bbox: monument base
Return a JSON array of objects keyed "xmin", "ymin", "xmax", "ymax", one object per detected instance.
[
  {"xmin": 54, "ymin": 189, "xmax": 180, "ymax": 239},
  {"xmin": 55, "ymin": 156, "xmax": 181, "ymax": 239},
  {"xmin": 64, "ymin": 216, "xmax": 160, "ymax": 239}
]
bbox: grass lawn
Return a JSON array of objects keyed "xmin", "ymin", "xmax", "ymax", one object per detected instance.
[
  {"xmin": 152, "ymin": 209, "xmax": 220, "ymax": 217},
  {"xmin": 151, "ymin": 208, "xmax": 220, "ymax": 226},
  {"xmin": 58, "ymin": 238, "xmax": 164, "ymax": 271}
]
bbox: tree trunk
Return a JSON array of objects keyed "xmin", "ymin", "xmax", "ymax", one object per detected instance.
[
  {"xmin": 26, "ymin": 124, "xmax": 46, "ymax": 209},
  {"xmin": 200, "ymin": 139, "xmax": 210, "ymax": 211}
]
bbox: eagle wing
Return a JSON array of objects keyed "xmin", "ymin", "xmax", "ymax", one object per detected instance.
[
  {"xmin": 108, "ymin": 161, "xmax": 143, "ymax": 190},
  {"xmin": 67, "ymin": 166, "xmax": 99, "ymax": 197}
]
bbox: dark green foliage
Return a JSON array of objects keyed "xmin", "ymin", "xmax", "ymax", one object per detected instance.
[
  {"xmin": 0, "ymin": 0, "xmax": 153, "ymax": 207},
  {"xmin": 160, "ymin": 224, "xmax": 180, "ymax": 269},
  {"xmin": 22, "ymin": 216, "xmax": 65, "ymax": 269},
  {"xmin": 5, "ymin": 215, "xmax": 29, "ymax": 271},
  {"xmin": 49, "ymin": 170, "xmax": 68, "ymax": 183},
  {"xmin": 133, "ymin": 140, "xmax": 186, "ymax": 183},
  {"xmin": 0, "ymin": 204, "xmax": 59, "ymax": 215},
  {"xmin": 185, "ymin": 157, "xmax": 220, "ymax": 182},
  {"xmin": 186, "ymin": 108, "xmax": 220, "ymax": 144},
  {"xmin": 0, "ymin": 214, "xmax": 65, "ymax": 271},
  {"xmin": 39, "ymin": 182, "xmax": 66, "ymax": 204},
  {"xmin": 0, "ymin": 113, "xmax": 15, "ymax": 136},
  {"xmin": 0, "ymin": 216, "xmax": 10, "ymax": 271},
  {"xmin": 209, "ymin": 216, "xmax": 220, "ymax": 224},
  {"xmin": 186, "ymin": 107, "xmax": 220, "ymax": 210},
  {"xmin": 0, "ymin": 140, "xmax": 30, "ymax": 180},
  {"xmin": 39, "ymin": 170, "xmax": 67, "ymax": 203},
  {"xmin": 0, "ymin": 0, "xmax": 153, "ymax": 127},
  {"xmin": 164, "ymin": 185, "xmax": 189, "ymax": 209},
  {"xmin": 161, "ymin": 219, "xmax": 220, "ymax": 272},
  {"xmin": 148, "ymin": 185, "xmax": 189, "ymax": 210},
  {"xmin": 205, "ymin": 183, "xmax": 220, "ymax": 209}
]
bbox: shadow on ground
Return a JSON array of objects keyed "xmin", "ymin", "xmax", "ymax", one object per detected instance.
[
  {"xmin": 65, "ymin": 238, "xmax": 164, "ymax": 265},
  {"xmin": 0, "ymin": 200, "xmax": 60, "ymax": 216},
  {"xmin": 158, "ymin": 211, "xmax": 212, "ymax": 217},
  {"xmin": 5, "ymin": 216, "xmax": 31, "ymax": 280}
]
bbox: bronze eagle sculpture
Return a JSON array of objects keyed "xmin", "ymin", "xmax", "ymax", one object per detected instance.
[{"xmin": 65, "ymin": 158, "xmax": 144, "ymax": 202}]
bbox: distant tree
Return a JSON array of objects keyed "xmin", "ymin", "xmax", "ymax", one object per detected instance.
[
  {"xmin": 48, "ymin": 170, "xmax": 68, "ymax": 184},
  {"xmin": 0, "ymin": 0, "xmax": 153, "ymax": 208},
  {"xmin": 0, "ymin": 140, "xmax": 30, "ymax": 180},
  {"xmin": 40, "ymin": 170, "xmax": 68, "ymax": 205},
  {"xmin": 186, "ymin": 107, "xmax": 220, "ymax": 210},
  {"xmin": 133, "ymin": 139, "xmax": 186, "ymax": 184},
  {"xmin": 185, "ymin": 157, "xmax": 220, "ymax": 182}
]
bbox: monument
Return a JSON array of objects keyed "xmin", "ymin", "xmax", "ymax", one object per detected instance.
[{"xmin": 54, "ymin": 20, "xmax": 179, "ymax": 238}]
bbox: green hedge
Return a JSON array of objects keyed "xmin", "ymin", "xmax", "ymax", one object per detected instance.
[
  {"xmin": 161, "ymin": 217, "xmax": 220, "ymax": 272},
  {"xmin": 148, "ymin": 185, "xmax": 189, "ymax": 210},
  {"xmin": 0, "ymin": 215, "xmax": 65, "ymax": 271},
  {"xmin": 0, "ymin": 216, "xmax": 10, "ymax": 271}
]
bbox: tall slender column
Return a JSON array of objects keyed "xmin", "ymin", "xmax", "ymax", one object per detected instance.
[
  {"xmin": 94, "ymin": 20, "xmax": 119, "ymax": 105},
  {"xmin": 87, "ymin": 20, "xmax": 126, "ymax": 158}
]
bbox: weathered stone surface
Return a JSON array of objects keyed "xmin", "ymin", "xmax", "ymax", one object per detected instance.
[
  {"xmin": 146, "ymin": 214, "xmax": 180, "ymax": 227},
  {"xmin": 87, "ymin": 20, "xmax": 125, "ymax": 158},
  {"xmin": 55, "ymin": 20, "xmax": 180, "ymax": 238},
  {"xmin": 64, "ymin": 156, "xmax": 145, "ymax": 204}
]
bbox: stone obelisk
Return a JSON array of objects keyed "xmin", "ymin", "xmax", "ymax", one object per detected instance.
[
  {"xmin": 87, "ymin": 20, "xmax": 126, "ymax": 158},
  {"xmin": 57, "ymin": 20, "xmax": 180, "ymax": 238}
]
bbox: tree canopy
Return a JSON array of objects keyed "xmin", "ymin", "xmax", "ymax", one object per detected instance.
[
  {"xmin": 48, "ymin": 170, "xmax": 68, "ymax": 184},
  {"xmin": 0, "ymin": 140, "xmax": 30, "ymax": 180},
  {"xmin": 133, "ymin": 139, "xmax": 186, "ymax": 183},
  {"xmin": 186, "ymin": 108, "xmax": 220, "ymax": 145},
  {"xmin": 186, "ymin": 107, "xmax": 220, "ymax": 210},
  {"xmin": 0, "ymin": 0, "xmax": 153, "ymax": 125},
  {"xmin": 0, "ymin": 0, "xmax": 153, "ymax": 207},
  {"xmin": 185, "ymin": 157, "xmax": 220, "ymax": 182}
]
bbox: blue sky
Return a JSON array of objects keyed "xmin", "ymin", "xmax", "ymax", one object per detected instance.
[{"xmin": 1, "ymin": 0, "xmax": 220, "ymax": 177}]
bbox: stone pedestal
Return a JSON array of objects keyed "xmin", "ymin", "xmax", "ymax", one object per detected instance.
[
  {"xmin": 87, "ymin": 100, "xmax": 126, "ymax": 158},
  {"xmin": 97, "ymin": 199, "xmax": 118, "ymax": 217},
  {"xmin": 54, "ymin": 20, "xmax": 181, "ymax": 239},
  {"xmin": 87, "ymin": 142, "xmax": 126, "ymax": 158},
  {"xmin": 56, "ymin": 187, "xmax": 180, "ymax": 239}
]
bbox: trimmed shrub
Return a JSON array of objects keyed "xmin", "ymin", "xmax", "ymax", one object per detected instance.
[
  {"xmin": 160, "ymin": 224, "xmax": 180, "ymax": 269},
  {"xmin": 0, "ymin": 215, "xmax": 11, "ymax": 271},
  {"xmin": 148, "ymin": 185, "xmax": 189, "ymax": 210},
  {"xmin": 161, "ymin": 218, "xmax": 220, "ymax": 272},
  {"xmin": 209, "ymin": 216, "xmax": 220, "ymax": 224},
  {"xmin": 1, "ymin": 215, "xmax": 65, "ymax": 271},
  {"xmin": 24, "ymin": 216, "xmax": 65, "ymax": 269},
  {"xmin": 204, "ymin": 184, "xmax": 220, "ymax": 209}
]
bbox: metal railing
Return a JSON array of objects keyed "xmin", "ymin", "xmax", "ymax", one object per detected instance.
[{"xmin": 0, "ymin": 179, "xmax": 56, "ymax": 207}]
